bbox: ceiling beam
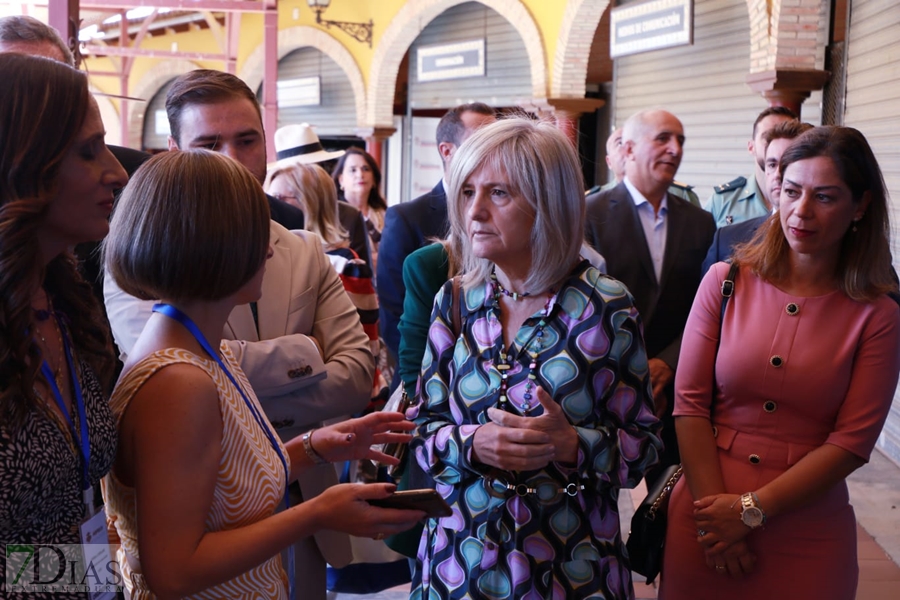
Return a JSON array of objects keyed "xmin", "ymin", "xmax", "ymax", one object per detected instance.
[
  {"xmin": 81, "ymin": 0, "xmax": 268, "ymax": 13},
  {"xmin": 83, "ymin": 43, "xmax": 227, "ymax": 60}
]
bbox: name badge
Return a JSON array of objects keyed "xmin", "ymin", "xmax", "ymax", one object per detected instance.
[{"xmin": 79, "ymin": 507, "xmax": 117, "ymax": 600}]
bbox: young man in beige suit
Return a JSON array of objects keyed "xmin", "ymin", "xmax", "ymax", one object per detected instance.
[{"xmin": 103, "ymin": 69, "xmax": 372, "ymax": 600}]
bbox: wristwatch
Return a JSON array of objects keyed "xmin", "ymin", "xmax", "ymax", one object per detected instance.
[{"xmin": 740, "ymin": 492, "xmax": 766, "ymax": 529}]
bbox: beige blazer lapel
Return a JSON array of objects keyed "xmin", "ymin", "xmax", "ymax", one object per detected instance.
[
  {"xmin": 257, "ymin": 223, "xmax": 293, "ymax": 339},
  {"xmin": 224, "ymin": 304, "xmax": 259, "ymax": 342}
]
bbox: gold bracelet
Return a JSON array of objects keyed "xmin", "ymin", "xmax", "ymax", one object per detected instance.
[{"xmin": 302, "ymin": 429, "xmax": 328, "ymax": 465}]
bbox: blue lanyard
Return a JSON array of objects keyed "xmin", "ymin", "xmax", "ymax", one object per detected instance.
[
  {"xmin": 39, "ymin": 314, "xmax": 93, "ymax": 515},
  {"xmin": 151, "ymin": 303, "xmax": 294, "ymax": 598}
]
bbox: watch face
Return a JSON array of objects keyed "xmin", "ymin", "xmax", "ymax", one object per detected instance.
[{"xmin": 742, "ymin": 506, "xmax": 764, "ymax": 528}]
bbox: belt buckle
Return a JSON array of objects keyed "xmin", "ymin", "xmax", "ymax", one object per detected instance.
[
  {"xmin": 514, "ymin": 483, "xmax": 535, "ymax": 497},
  {"xmin": 562, "ymin": 482, "xmax": 583, "ymax": 497},
  {"xmin": 483, "ymin": 473, "xmax": 584, "ymax": 503},
  {"xmin": 484, "ymin": 473, "xmax": 512, "ymax": 499}
]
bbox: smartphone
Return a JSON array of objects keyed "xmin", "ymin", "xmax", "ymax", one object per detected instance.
[
  {"xmin": 368, "ymin": 489, "xmax": 452, "ymax": 518},
  {"xmin": 379, "ymin": 391, "xmax": 413, "ymax": 463}
]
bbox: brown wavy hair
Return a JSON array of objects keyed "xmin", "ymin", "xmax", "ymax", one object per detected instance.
[
  {"xmin": 0, "ymin": 53, "xmax": 115, "ymax": 430},
  {"xmin": 332, "ymin": 147, "xmax": 387, "ymax": 211},
  {"xmin": 734, "ymin": 126, "xmax": 896, "ymax": 302}
]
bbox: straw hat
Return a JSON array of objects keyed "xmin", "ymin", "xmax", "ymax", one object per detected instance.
[{"xmin": 269, "ymin": 122, "xmax": 345, "ymax": 168}]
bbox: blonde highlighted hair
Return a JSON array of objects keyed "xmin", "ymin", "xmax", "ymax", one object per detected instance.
[
  {"xmin": 447, "ymin": 117, "xmax": 585, "ymax": 292},
  {"xmin": 265, "ymin": 163, "xmax": 349, "ymax": 249}
]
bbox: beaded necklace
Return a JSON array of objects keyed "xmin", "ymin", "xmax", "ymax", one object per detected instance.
[
  {"xmin": 491, "ymin": 268, "xmax": 532, "ymax": 301},
  {"xmin": 492, "ymin": 281, "xmax": 555, "ymax": 414}
]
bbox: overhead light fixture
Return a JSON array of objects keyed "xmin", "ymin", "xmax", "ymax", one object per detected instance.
[{"xmin": 307, "ymin": 0, "xmax": 373, "ymax": 47}]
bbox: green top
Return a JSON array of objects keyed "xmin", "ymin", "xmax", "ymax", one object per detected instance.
[{"xmin": 398, "ymin": 242, "xmax": 450, "ymax": 398}]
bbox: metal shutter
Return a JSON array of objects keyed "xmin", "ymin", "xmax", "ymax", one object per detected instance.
[
  {"xmin": 845, "ymin": 0, "xmax": 900, "ymax": 464},
  {"xmin": 141, "ymin": 78, "xmax": 176, "ymax": 151},
  {"xmin": 275, "ymin": 46, "xmax": 357, "ymax": 136},
  {"xmin": 612, "ymin": 0, "xmax": 825, "ymax": 200},
  {"xmin": 407, "ymin": 1, "xmax": 531, "ymax": 110}
]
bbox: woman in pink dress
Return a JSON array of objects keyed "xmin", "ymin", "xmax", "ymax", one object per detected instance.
[{"xmin": 661, "ymin": 126, "xmax": 900, "ymax": 599}]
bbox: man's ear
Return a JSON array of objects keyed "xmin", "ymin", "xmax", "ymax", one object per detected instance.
[
  {"xmin": 623, "ymin": 139, "xmax": 636, "ymax": 162},
  {"xmin": 438, "ymin": 141, "xmax": 455, "ymax": 165},
  {"xmin": 747, "ymin": 138, "xmax": 755, "ymax": 155},
  {"xmin": 167, "ymin": 136, "xmax": 180, "ymax": 151}
]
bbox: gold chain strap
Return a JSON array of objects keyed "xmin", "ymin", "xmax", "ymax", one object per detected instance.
[{"xmin": 647, "ymin": 466, "xmax": 683, "ymax": 520}]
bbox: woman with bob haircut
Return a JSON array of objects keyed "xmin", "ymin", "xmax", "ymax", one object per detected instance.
[
  {"xmin": 102, "ymin": 149, "xmax": 424, "ymax": 600},
  {"xmin": 0, "ymin": 53, "xmax": 127, "ymax": 598},
  {"xmin": 408, "ymin": 117, "xmax": 662, "ymax": 599},
  {"xmin": 662, "ymin": 126, "xmax": 900, "ymax": 599},
  {"xmin": 264, "ymin": 162, "xmax": 350, "ymax": 252}
]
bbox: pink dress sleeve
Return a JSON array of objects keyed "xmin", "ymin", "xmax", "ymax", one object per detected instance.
[
  {"xmin": 672, "ymin": 262, "xmax": 731, "ymax": 419},
  {"xmin": 825, "ymin": 295, "xmax": 900, "ymax": 460}
]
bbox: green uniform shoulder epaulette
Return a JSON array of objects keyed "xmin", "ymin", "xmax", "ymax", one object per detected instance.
[
  {"xmin": 671, "ymin": 180, "xmax": 694, "ymax": 191},
  {"xmin": 714, "ymin": 176, "xmax": 747, "ymax": 194}
]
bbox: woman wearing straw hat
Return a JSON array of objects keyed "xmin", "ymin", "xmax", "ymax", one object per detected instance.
[{"xmin": 268, "ymin": 123, "xmax": 372, "ymax": 267}]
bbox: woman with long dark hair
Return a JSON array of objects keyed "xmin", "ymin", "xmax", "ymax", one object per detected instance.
[
  {"xmin": 333, "ymin": 148, "xmax": 387, "ymax": 270},
  {"xmin": 0, "ymin": 53, "xmax": 128, "ymax": 597}
]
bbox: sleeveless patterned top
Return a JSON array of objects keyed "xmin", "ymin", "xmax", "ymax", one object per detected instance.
[{"xmin": 103, "ymin": 345, "xmax": 289, "ymax": 599}]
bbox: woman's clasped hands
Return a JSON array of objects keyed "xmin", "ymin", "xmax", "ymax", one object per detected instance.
[
  {"xmin": 472, "ymin": 387, "xmax": 579, "ymax": 471},
  {"xmin": 693, "ymin": 493, "xmax": 757, "ymax": 578}
]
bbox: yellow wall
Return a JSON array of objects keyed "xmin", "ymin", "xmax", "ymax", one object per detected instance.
[{"xmin": 83, "ymin": 0, "xmax": 570, "ymax": 105}]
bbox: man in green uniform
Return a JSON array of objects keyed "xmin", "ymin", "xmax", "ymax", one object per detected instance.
[{"xmin": 703, "ymin": 106, "xmax": 797, "ymax": 227}]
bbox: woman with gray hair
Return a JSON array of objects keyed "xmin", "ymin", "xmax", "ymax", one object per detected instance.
[{"xmin": 408, "ymin": 117, "xmax": 663, "ymax": 599}]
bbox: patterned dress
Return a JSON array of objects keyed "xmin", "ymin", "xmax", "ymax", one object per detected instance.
[
  {"xmin": 103, "ymin": 345, "xmax": 289, "ymax": 599},
  {"xmin": 409, "ymin": 262, "xmax": 663, "ymax": 599},
  {"xmin": 0, "ymin": 360, "xmax": 117, "ymax": 600}
]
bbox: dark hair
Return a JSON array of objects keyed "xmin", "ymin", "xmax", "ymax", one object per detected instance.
[
  {"xmin": 105, "ymin": 150, "xmax": 271, "ymax": 304},
  {"xmin": 435, "ymin": 102, "xmax": 495, "ymax": 147},
  {"xmin": 735, "ymin": 126, "xmax": 896, "ymax": 302},
  {"xmin": 0, "ymin": 53, "xmax": 113, "ymax": 429},
  {"xmin": 0, "ymin": 15, "xmax": 74, "ymax": 66},
  {"xmin": 332, "ymin": 147, "xmax": 386, "ymax": 211},
  {"xmin": 751, "ymin": 106, "xmax": 798, "ymax": 138},
  {"xmin": 761, "ymin": 120, "xmax": 813, "ymax": 146},
  {"xmin": 166, "ymin": 69, "xmax": 262, "ymax": 146}
]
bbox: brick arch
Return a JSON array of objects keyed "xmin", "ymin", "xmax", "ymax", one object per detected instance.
[
  {"xmin": 551, "ymin": 0, "xmax": 610, "ymax": 98},
  {"xmin": 240, "ymin": 26, "xmax": 366, "ymax": 126},
  {"xmin": 367, "ymin": 0, "xmax": 546, "ymax": 127},
  {"xmin": 127, "ymin": 58, "xmax": 201, "ymax": 149}
]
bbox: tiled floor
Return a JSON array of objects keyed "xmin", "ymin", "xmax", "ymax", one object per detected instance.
[{"xmin": 331, "ymin": 450, "xmax": 900, "ymax": 600}]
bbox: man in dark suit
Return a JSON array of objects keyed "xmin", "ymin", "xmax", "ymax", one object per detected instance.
[
  {"xmin": 585, "ymin": 108, "xmax": 715, "ymax": 476},
  {"xmin": 702, "ymin": 120, "xmax": 813, "ymax": 273},
  {"xmin": 377, "ymin": 102, "xmax": 495, "ymax": 367}
]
